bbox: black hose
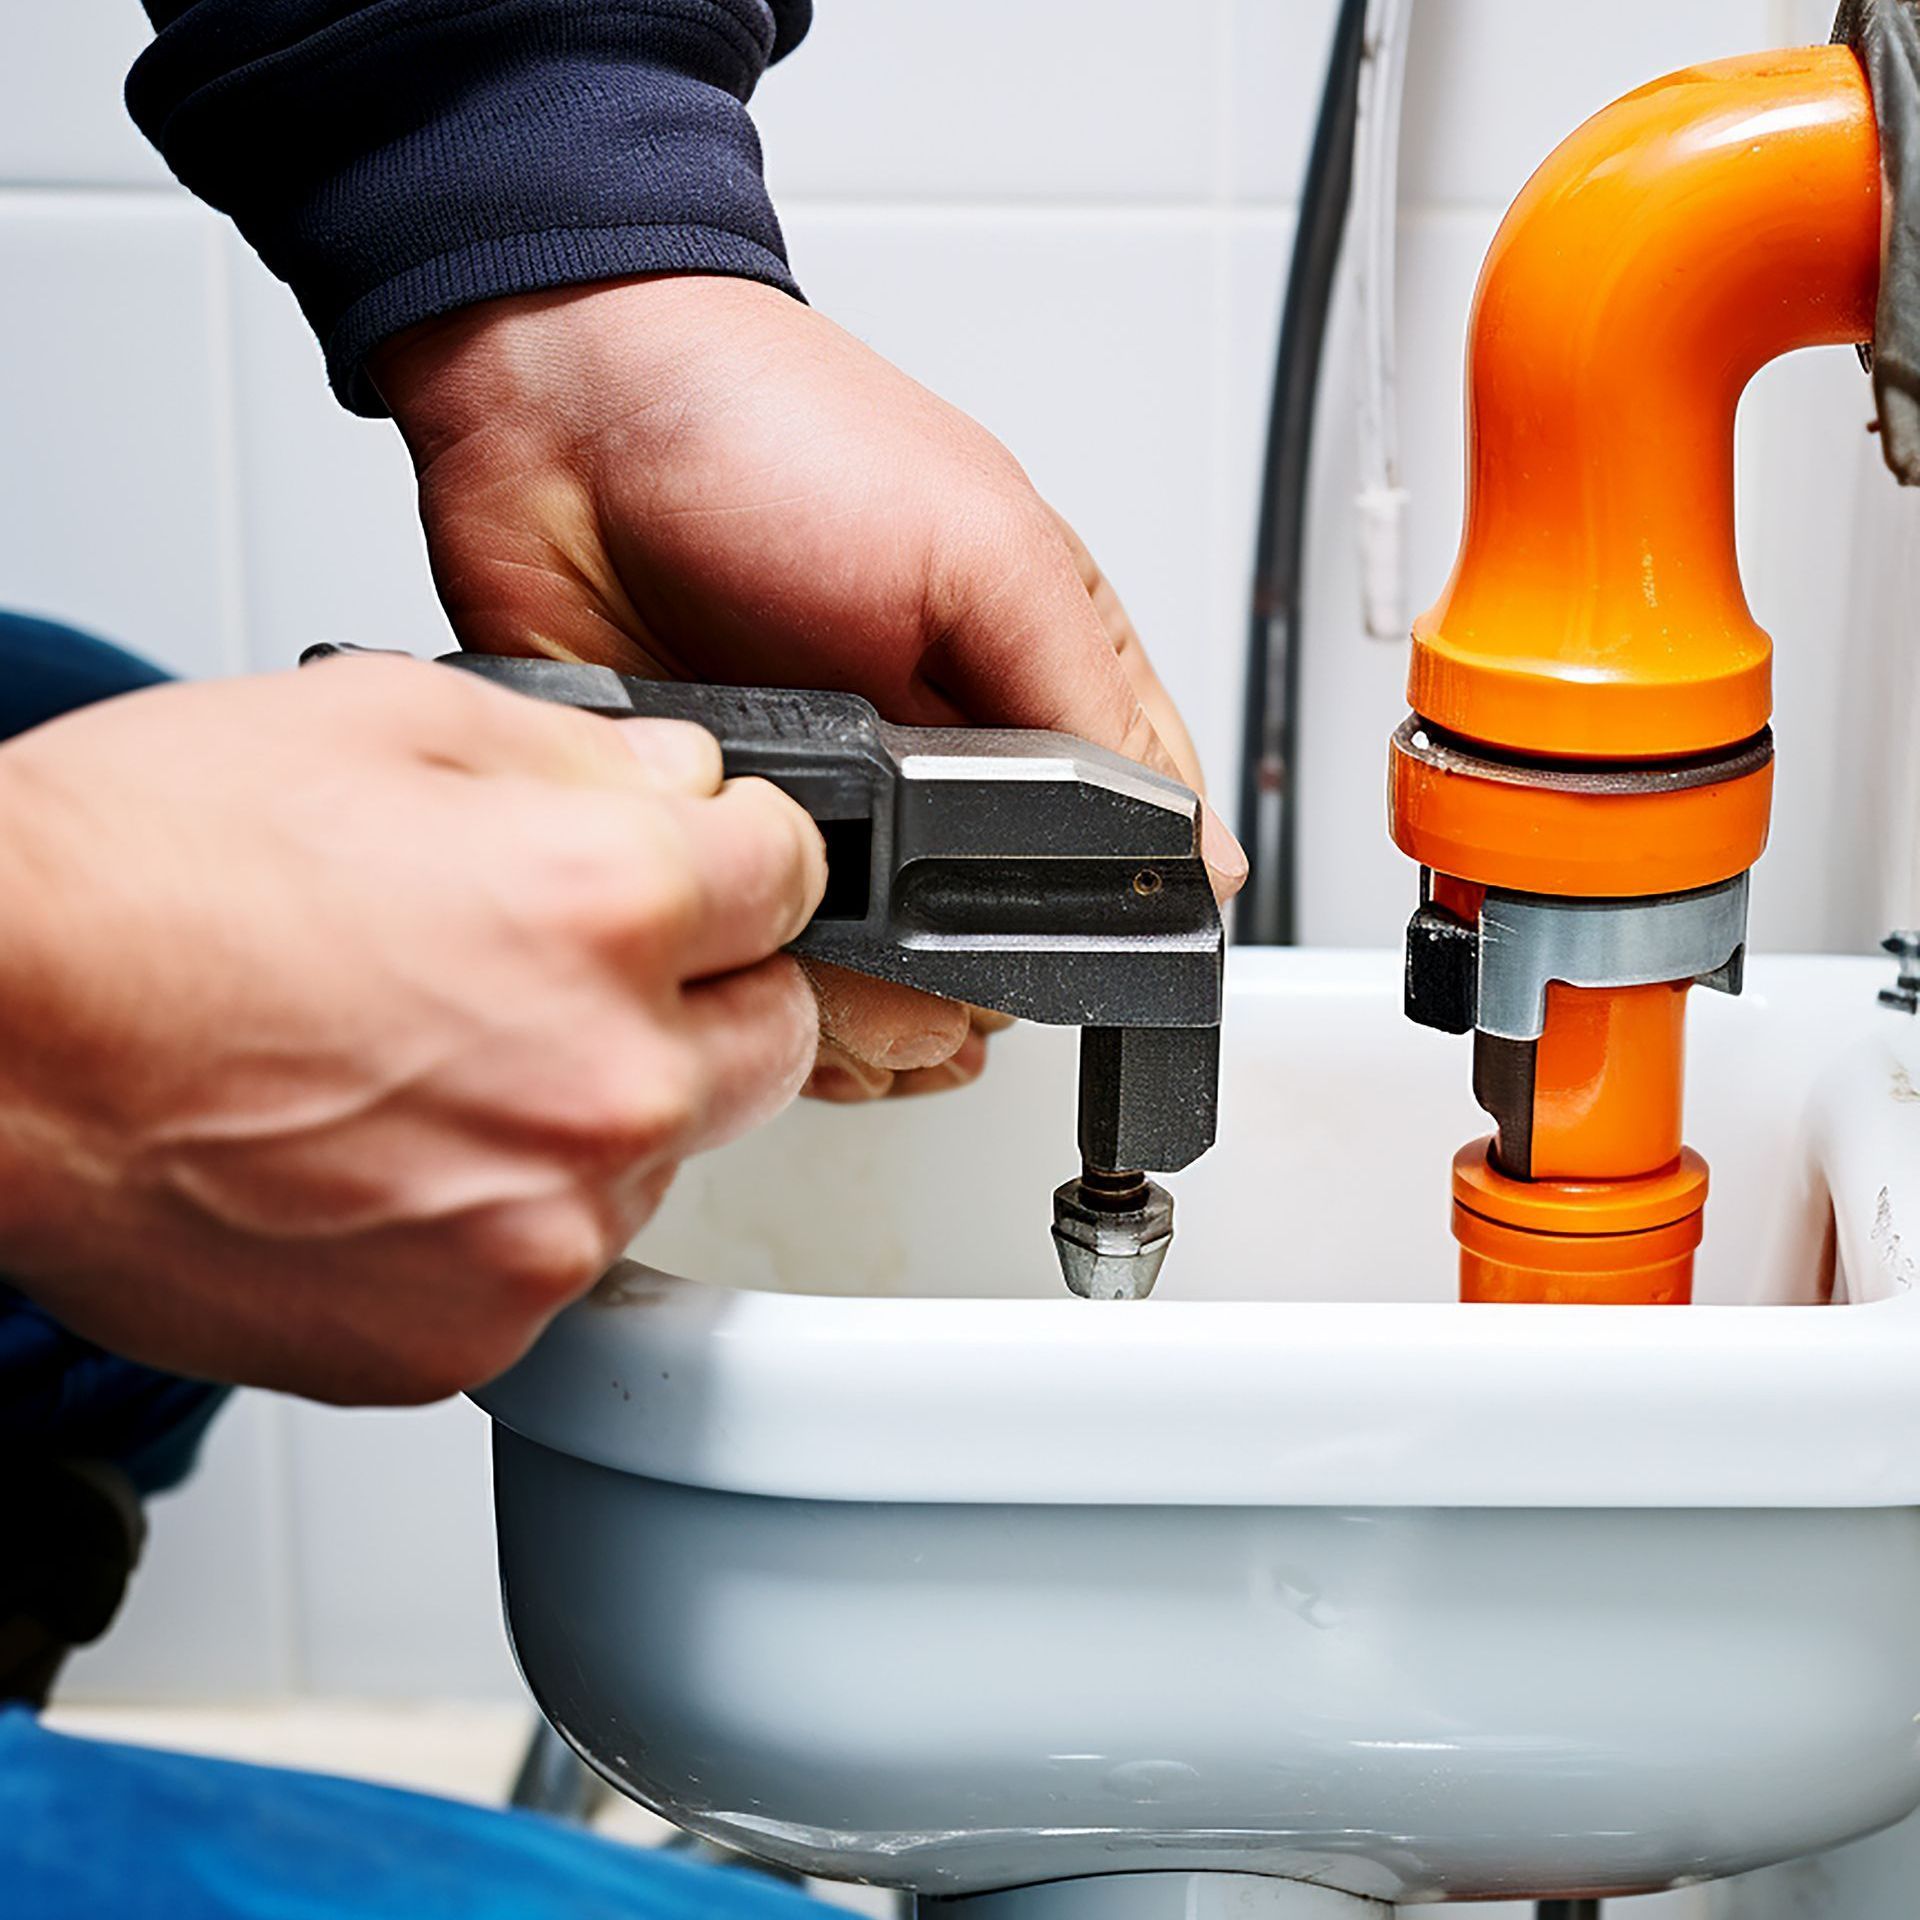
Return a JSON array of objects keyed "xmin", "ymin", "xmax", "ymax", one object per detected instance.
[{"xmin": 1235, "ymin": 0, "xmax": 1368, "ymax": 946}]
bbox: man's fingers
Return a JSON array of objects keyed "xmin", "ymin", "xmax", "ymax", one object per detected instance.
[
  {"xmin": 611, "ymin": 717, "xmax": 724, "ymax": 796},
  {"xmin": 801, "ymin": 961, "xmax": 971, "ymax": 1074},
  {"xmin": 802, "ymin": 1038, "xmax": 895, "ymax": 1102},
  {"xmin": 310, "ymin": 652, "xmax": 730, "ymax": 800},
  {"xmin": 676, "ymin": 955, "xmax": 821, "ymax": 1154},
  {"xmin": 669, "ymin": 777, "xmax": 828, "ymax": 981},
  {"xmin": 885, "ymin": 1023, "xmax": 992, "ymax": 1098},
  {"xmin": 921, "ymin": 504, "xmax": 1171, "ymax": 770},
  {"xmin": 921, "ymin": 506, "xmax": 1246, "ymax": 902},
  {"xmin": 1045, "ymin": 505, "xmax": 1208, "ymax": 796},
  {"xmin": 803, "ymin": 1020, "xmax": 995, "ymax": 1103}
]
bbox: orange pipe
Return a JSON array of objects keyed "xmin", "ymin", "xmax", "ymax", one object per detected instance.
[
  {"xmin": 1408, "ymin": 46, "xmax": 1880, "ymax": 761},
  {"xmin": 1528, "ymin": 981, "xmax": 1688, "ymax": 1182},
  {"xmin": 1453, "ymin": 1142, "xmax": 1708, "ymax": 1307},
  {"xmin": 1455, "ymin": 1207, "xmax": 1701, "ymax": 1307}
]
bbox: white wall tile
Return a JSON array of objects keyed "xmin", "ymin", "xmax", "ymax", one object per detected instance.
[
  {"xmin": 0, "ymin": 194, "xmax": 239, "ymax": 678},
  {"xmin": 0, "ymin": 7, "xmax": 173, "ymax": 188},
  {"xmin": 1232, "ymin": 0, "xmax": 1778, "ymax": 211},
  {"xmin": 1223, "ymin": 0, "xmax": 1343, "ymax": 204},
  {"xmin": 281, "ymin": 1395, "xmax": 523, "ymax": 1700},
  {"xmin": 1825, "ymin": 429, "xmax": 1920, "ymax": 948},
  {"xmin": 1398, "ymin": 0, "xmax": 1777, "ymax": 209},
  {"xmin": 225, "ymin": 240, "xmax": 449, "ymax": 671},
  {"xmin": 59, "ymin": 1392, "xmax": 293, "ymax": 1702},
  {"xmin": 1737, "ymin": 346, "xmax": 1880, "ymax": 953},
  {"xmin": 787, "ymin": 207, "xmax": 1236, "ymax": 798},
  {"xmin": 757, "ymin": 0, "xmax": 1227, "ymax": 204},
  {"xmin": 1773, "ymin": 0, "xmax": 1843, "ymax": 43}
]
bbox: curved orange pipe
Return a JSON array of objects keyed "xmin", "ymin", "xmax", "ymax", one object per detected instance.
[{"xmin": 1408, "ymin": 47, "xmax": 1880, "ymax": 760}]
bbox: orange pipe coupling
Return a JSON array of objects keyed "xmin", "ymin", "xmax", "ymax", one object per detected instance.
[
  {"xmin": 1394, "ymin": 46, "xmax": 1882, "ymax": 1305},
  {"xmin": 1409, "ymin": 45, "xmax": 1880, "ymax": 762}
]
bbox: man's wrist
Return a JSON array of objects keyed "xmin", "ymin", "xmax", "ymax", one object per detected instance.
[{"xmin": 374, "ymin": 275, "xmax": 787, "ymax": 460}]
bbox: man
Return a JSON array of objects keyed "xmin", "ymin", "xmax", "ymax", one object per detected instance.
[{"xmin": 1, "ymin": 2, "xmax": 1243, "ymax": 1910}]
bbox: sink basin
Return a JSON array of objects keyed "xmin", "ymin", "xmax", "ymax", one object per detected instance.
[{"xmin": 475, "ymin": 950, "xmax": 1920, "ymax": 1905}]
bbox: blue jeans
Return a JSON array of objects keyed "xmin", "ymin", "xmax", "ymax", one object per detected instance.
[{"xmin": 0, "ymin": 1710, "xmax": 831, "ymax": 1919}]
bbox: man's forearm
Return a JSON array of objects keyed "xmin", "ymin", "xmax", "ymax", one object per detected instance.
[{"xmin": 128, "ymin": 0, "xmax": 812, "ymax": 416}]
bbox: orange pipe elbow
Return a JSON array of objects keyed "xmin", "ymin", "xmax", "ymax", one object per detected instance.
[{"xmin": 1408, "ymin": 46, "xmax": 1881, "ymax": 760}]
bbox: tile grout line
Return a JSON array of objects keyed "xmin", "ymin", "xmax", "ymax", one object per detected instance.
[{"xmin": 0, "ymin": 180, "xmax": 184, "ymax": 208}]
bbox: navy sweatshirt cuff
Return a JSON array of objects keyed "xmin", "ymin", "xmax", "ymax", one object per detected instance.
[
  {"xmin": 327, "ymin": 220, "xmax": 799, "ymax": 419},
  {"xmin": 129, "ymin": 5, "xmax": 807, "ymax": 416}
]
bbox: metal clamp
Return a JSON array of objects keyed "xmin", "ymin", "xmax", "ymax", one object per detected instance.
[
  {"xmin": 1405, "ymin": 874, "xmax": 1750, "ymax": 1179},
  {"xmin": 1406, "ymin": 875, "xmax": 1749, "ymax": 1042},
  {"xmin": 1475, "ymin": 876, "xmax": 1749, "ymax": 1041}
]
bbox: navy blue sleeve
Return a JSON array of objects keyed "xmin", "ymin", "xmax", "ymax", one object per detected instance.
[{"xmin": 127, "ymin": 2, "xmax": 812, "ymax": 417}]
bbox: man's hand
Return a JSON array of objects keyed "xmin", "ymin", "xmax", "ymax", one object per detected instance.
[
  {"xmin": 0, "ymin": 659, "xmax": 824, "ymax": 1403},
  {"xmin": 372, "ymin": 276, "xmax": 1246, "ymax": 1099}
]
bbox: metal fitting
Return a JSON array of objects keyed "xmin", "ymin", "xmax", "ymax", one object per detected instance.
[
  {"xmin": 1881, "ymin": 931, "xmax": 1920, "ymax": 1015},
  {"xmin": 1051, "ymin": 1169, "xmax": 1174, "ymax": 1301}
]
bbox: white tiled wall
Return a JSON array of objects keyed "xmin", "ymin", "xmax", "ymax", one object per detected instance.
[{"xmin": 1, "ymin": 0, "xmax": 1899, "ymax": 1799}]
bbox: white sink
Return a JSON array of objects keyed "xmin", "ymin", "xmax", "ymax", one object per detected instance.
[{"xmin": 476, "ymin": 951, "xmax": 1920, "ymax": 1907}]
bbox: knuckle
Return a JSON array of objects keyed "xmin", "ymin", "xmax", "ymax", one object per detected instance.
[
  {"xmin": 466, "ymin": 1194, "xmax": 613, "ymax": 1316},
  {"xmin": 529, "ymin": 801, "xmax": 702, "ymax": 955},
  {"xmin": 306, "ymin": 652, "xmax": 439, "ymax": 723},
  {"xmin": 558, "ymin": 1040, "xmax": 705, "ymax": 1165},
  {"xmin": 644, "ymin": 830, "xmax": 710, "ymax": 943}
]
